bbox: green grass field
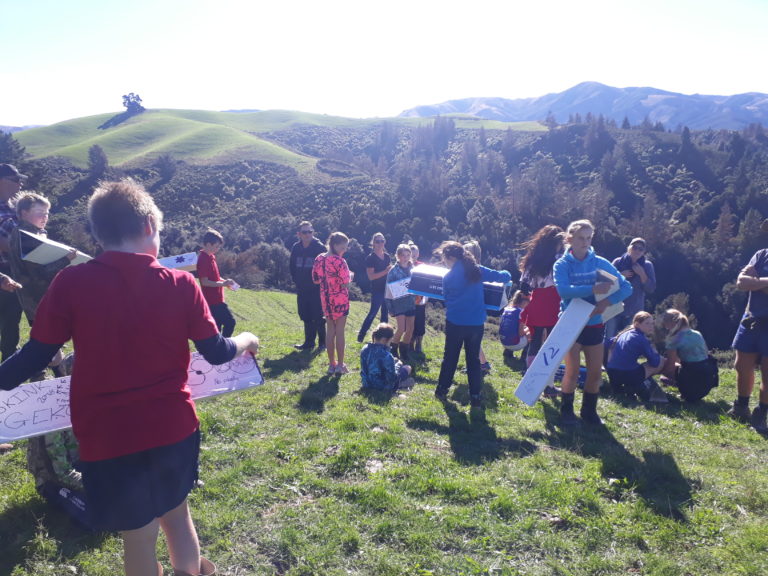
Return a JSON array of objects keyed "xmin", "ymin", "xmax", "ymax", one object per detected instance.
[
  {"xmin": 15, "ymin": 109, "xmax": 545, "ymax": 170},
  {"xmin": 1, "ymin": 290, "xmax": 766, "ymax": 575}
]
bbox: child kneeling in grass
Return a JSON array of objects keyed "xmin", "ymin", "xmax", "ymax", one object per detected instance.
[
  {"xmin": 0, "ymin": 179, "xmax": 260, "ymax": 576},
  {"xmin": 606, "ymin": 311, "xmax": 666, "ymax": 401},
  {"xmin": 360, "ymin": 323, "xmax": 414, "ymax": 392}
]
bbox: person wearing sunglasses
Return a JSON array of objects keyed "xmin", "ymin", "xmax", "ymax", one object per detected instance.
[{"xmin": 605, "ymin": 237, "xmax": 656, "ymax": 342}]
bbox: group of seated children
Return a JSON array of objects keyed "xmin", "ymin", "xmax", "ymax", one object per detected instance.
[{"xmin": 606, "ymin": 308, "xmax": 718, "ymax": 403}]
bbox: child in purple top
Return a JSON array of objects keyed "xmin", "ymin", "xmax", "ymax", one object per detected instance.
[{"xmin": 606, "ymin": 311, "xmax": 665, "ymax": 400}]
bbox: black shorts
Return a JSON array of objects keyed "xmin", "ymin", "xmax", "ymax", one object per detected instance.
[
  {"xmin": 607, "ymin": 365, "xmax": 645, "ymax": 396},
  {"xmin": 576, "ymin": 324, "xmax": 605, "ymax": 347},
  {"xmin": 77, "ymin": 429, "xmax": 200, "ymax": 531}
]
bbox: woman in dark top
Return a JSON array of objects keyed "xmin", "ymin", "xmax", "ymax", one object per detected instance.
[{"xmin": 357, "ymin": 232, "xmax": 392, "ymax": 343}]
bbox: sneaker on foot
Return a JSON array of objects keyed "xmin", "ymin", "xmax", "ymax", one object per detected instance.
[
  {"xmin": 480, "ymin": 362, "xmax": 492, "ymax": 374},
  {"xmin": 435, "ymin": 387, "xmax": 449, "ymax": 400},
  {"xmin": 316, "ymin": 345, "xmax": 327, "ymax": 352},
  {"xmin": 750, "ymin": 407, "xmax": 768, "ymax": 432},
  {"xmin": 327, "ymin": 364, "xmax": 337, "ymax": 375},
  {"xmin": 728, "ymin": 402, "xmax": 751, "ymax": 423},
  {"xmin": 560, "ymin": 410, "xmax": 581, "ymax": 427},
  {"xmin": 580, "ymin": 410, "xmax": 604, "ymax": 425},
  {"xmin": 542, "ymin": 385, "xmax": 561, "ymax": 398},
  {"xmin": 336, "ymin": 363, "xmax": 350, "ymax": 375},
  {"xmin": 294, "ymin": 342, "xmax": 314, "ymax": 350}
]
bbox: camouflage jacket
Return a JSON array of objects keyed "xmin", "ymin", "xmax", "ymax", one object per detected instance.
[{"xmin": 7, "ymin": 221, "xmax": 71, "ymax": 324}]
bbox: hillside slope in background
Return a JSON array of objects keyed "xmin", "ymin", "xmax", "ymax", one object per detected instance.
[{"xmin": 399, "ymin": 82, "xmax": 768, "ymax": 130}]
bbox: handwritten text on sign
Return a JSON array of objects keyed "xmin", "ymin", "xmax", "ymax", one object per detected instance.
[{"xmin": 0, "ymin": 353, "xmax": 264, "ymax": 442}]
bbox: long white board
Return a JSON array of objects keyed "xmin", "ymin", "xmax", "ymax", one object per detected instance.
[
  {"xmin": 20, "ymin": 229, "xmax": 92, "ymax": 266},
  {"xmin": 0, "ymin": 352, "xmax": 264, "ymax": 443},
  {"xmin": 514, "ymin": 298, "xmax": 595, "ymax": 406}
]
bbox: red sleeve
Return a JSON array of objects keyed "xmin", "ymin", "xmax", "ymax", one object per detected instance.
[
  {"xmin": 186, "ymin": 274, "xmax": 219, "ymax": 341},
  {"xmin": 30, "ymin": 270, "xmax": 73, "ymax": 345},
  {"xmin": 196, "ymin": 251, "xmax": 213, "ymax": 280}
]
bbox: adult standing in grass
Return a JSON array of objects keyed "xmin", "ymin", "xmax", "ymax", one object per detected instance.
[
  {"xmin": 0, "ymin": 179, "xmax": 260, "ymax": 576},
  {"xmin": 385, "ymin": 244, "xmax": 416, "ymax": 361},
  {"xmin": 728, "ymin": 239, "xmax": 768, "ymax": 431},
  {"xmin": 434, "ymin": 241, "xmax": 511, "ymax": 408},
  {"xmin": 290, "ymin": 221, "xmax": 326, "ymax": 351},
  {"xmin": 0, "ymin": 164, "xmax": 24, "ymax": 362},
  {"xmin": 313, "ymin": 232, "xmax": 352, "ymax": 375},
  {"xmin": 553, "ymin": 219, "xmax": 632, "ymax": 426},
  {"xmin": 606, "ymin": 237, "xmax": 656, "ymax": 339},
  {"xmin": 356, "ymin": 232, "xmax": 392, "ymax": 343},
  {"xmin": 519, "ymin": 225, "xmax": 565, "ymax": 398}
]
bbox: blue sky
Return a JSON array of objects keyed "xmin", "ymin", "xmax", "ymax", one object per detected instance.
[{"xmin": 1, "ymin": 0, "xmax": 766, "ymax": 126}]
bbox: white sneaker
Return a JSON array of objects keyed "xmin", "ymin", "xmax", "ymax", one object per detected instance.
[
  {"xmin": 336, "ymin": 363, "xmax": 350, "ymax": 374},
  {"xmin": 327, "ymin": 364, "xmax": 337, "ymax": 375}
]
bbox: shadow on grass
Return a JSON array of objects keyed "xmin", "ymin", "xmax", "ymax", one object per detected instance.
[
  {"xmin": 606, "ymin": 389, "xmax": 731, "ymax": 424},
  {"xmin": 262, "ymin": 350, "xmax": 316, "ymax": 379},
  {"xmin": 540, "ymin": 401, "xmax": 692, "ymax": 521},
  {"xmin": 297, "ymin": 375, "xmax": 339, "ymax": 413},
  {"xmin": 408, "ymin": 398, "xmax": 538, "ymax": 466},
  {"xmin": 0, "ymin": 498, "xmax": 109, "ymax": 574},
  {"xmin": 357, "ymin": 388, "xmax": 395, "ymax": 406},
  {"xmin": 452, "ymin": 380, "xmax": 499, "ymax": 410}
]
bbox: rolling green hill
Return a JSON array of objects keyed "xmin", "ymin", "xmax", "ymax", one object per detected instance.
[{"xmin": 14, "ymin": 109, "xmax": 544, "ymax": 170}]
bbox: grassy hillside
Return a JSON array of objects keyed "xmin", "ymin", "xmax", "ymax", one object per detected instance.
[
  {"xmin": 1, "ymin": 290, "xmax": 767, "ymax": 575},
  {"xmin": 15, "ymin": 109, "xmax": 544, "ymax": 170}
]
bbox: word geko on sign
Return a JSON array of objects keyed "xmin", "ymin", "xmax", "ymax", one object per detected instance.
[{"xmin": 0, "ymin": 353, "xmax": 264, "ymax": 443}]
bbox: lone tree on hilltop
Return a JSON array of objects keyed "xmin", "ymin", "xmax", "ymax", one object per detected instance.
[{"xmin": 122, "ymin": 93, "xmax": 145, "ymax": 114}]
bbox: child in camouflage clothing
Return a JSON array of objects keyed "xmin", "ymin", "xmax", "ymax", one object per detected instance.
[
  {"xmin": 5, "ymin": 193, "xmax": 90, "ymax": 527},
  {"xmin": 360, "ymin": 323, "xmax": 414, "ymax": 392}
]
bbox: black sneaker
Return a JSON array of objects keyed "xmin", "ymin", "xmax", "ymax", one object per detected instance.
[
  {"xmin": 750, "ymin": 407, "xmax": 768, "ymax": 432},
  {"xmin": 542, "ymin": 385, "xmax": 561, "ymax": 398},
  {"xmin": 728, "ymin": 402, "xmax": 752, "ymax": 423},
  {"xmin": 294, "ymin": 343, "xmax": 314, "ymax": 351},
  {"xmin": 580, "ymin": 410, "xmax": 604, "ymax": 425},
  {"xmin": 560, "ymin": 409, "xmax": 580, "ymax": 427},
  {"xmin": 435, "ymin": 387, "xmax": 449, "ymax": 400}
]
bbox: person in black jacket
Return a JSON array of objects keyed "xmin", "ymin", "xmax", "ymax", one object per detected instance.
[{"xmin": 289, "ymin": 221, "xmax": 326, "ymax": 350}]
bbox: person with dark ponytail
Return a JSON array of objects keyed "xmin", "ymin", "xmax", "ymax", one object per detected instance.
[
  {"xmin": 433, "ymin": 241, "xmax": 511, "ymax": 408},
  {"xmin": 518, "ymin": 225, "xmax": 565, "ymax": 397}
]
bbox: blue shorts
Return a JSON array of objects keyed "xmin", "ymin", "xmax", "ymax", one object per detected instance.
[
  {"xmin": 77, "ymin": 429, "xmax": 200, "ymax": 531},
  {"xmin": 732, "ymin": 321, "xmax": 768, "ymax": 356},
  {"xmin": 576, "ymin": 324, "xmax": 605, "ymax": 347}
]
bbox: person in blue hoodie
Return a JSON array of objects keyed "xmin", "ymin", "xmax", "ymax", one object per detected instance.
[
  {"xmin": 553, "ymin": 219, "xmax": 632, "ymax": 426},
  {"xmin": 434, "ymin": 241, "xmax": 512, "ymax": 408}
]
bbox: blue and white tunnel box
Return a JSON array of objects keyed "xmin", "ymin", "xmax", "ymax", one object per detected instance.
[{"xmin": 407, "ymin": 264, "xmax": 514, "ymax": 311}]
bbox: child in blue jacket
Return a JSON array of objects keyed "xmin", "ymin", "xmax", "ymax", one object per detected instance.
[
  {"xmin": 553, "ymin": 219, "xmax": 632, "ymax": 426},
  {"xmin": 360, "ymin": 323, "xmax": 414, "ymax": 392}
]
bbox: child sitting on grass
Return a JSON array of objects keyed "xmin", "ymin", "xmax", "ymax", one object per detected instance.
[
  {"xmin": 499, "ymin": 290, "xmax": 530, "ymax": 361},
  {"xmin": 606, "ymin": 311, "xmax": 666, "ymax": 401},
  {"xmin": 360, "ymin": 322, "xmax": 415, "ymax": 392},
  {"xmin": 661, "ymin": 308, "xmax": 718, "ymax": 403}
]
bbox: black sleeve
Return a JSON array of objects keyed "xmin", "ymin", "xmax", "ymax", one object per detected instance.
[
  {"xmin": 0, "ymin": 339, "xmax": 62, "ymax": 390},
  {"xmin": 193, "ymin": 333, "xmax": 237, "ymax": 365}
]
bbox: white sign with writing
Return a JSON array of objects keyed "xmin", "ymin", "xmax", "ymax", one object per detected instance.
[
  {"xmin": 385, "ymin": 277, "xmax": 411, "ymax": 300},
  {"xmin": 158, "ymin": 252, "xmax": 198, "ymax": 272},
  {"xmin": 20, "ymin": 230, "xmax": 91, "ymax": 266},
  {"xmin": 0, "ymin": 352, "xmax": 264, "ymax": 442},
  {"xmin": 514, "ymin": 298, "xmax": 594, "ymax": 406}
]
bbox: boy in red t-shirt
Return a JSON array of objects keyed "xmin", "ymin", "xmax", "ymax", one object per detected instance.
[
  {"xmin": 0, "ymin": 180, "xmax": 260, "ymax": 576},
  {"xmin": 197, "ymin": 228, "xmax": 237, "ymax": 337}
]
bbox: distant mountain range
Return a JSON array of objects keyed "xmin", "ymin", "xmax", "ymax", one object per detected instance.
[{"xmin": 399, "ymin": 82, "xmax": 768, "ymax": 130}]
